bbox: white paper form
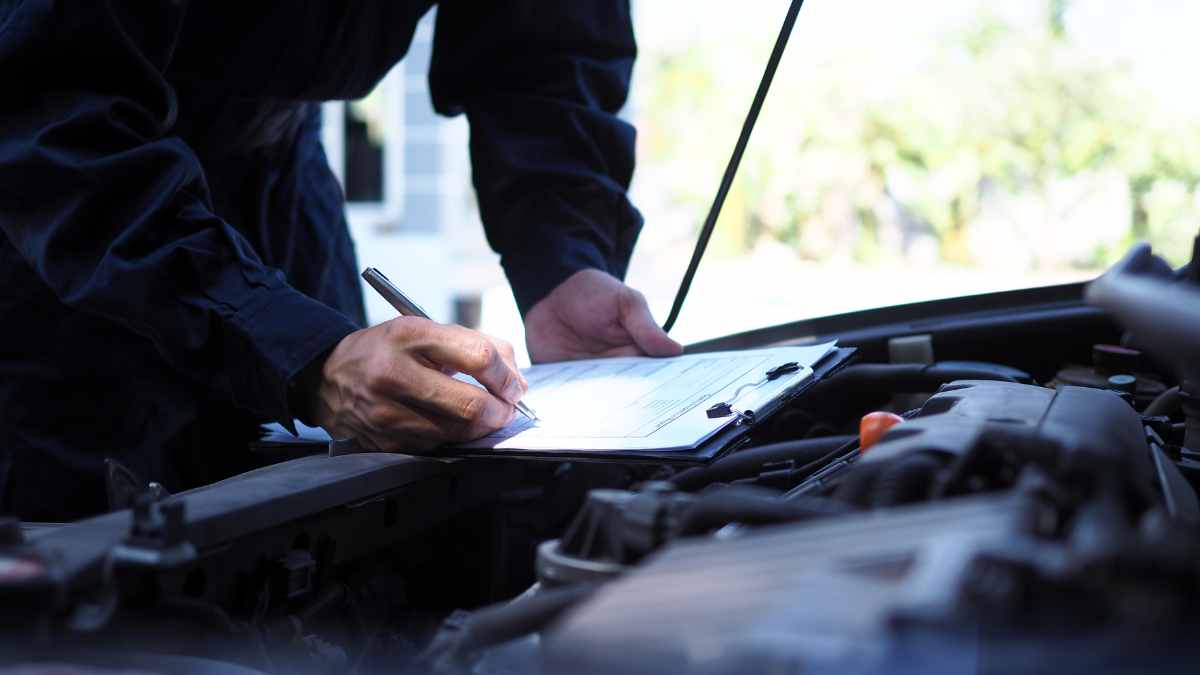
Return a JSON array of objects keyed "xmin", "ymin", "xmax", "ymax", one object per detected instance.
[{"xmin": 458, "ymin": 342, "xmax": 837, "ymax": 452}]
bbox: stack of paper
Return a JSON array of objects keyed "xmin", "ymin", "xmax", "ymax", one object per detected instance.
[{"xmin": 459, "ymin": 342, "xmax": 836, "ymax": 452}]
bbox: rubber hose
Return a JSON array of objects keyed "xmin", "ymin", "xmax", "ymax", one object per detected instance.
[
  {"xmin": 669, "ymin": 436, "xmax": 854, "ymax": 491},
  {"xmin": 1144, "ymin": 385, "xmax": 1181, "ymax": 418},
  {"xmin": 673, "ymin": 485, "xmax": 850, "ymax": 536},
  {"xmin": 442, "ymin": 583, "xmax": 598, "ymax": 664},
  {"xmin": 827, "ymin": 363, "xmax": 1022, "ymax": 393}
]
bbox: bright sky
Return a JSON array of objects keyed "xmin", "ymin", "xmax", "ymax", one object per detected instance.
[
  {"xmin": 616, "ymin": 0, "xmax": 1200, "ymax": 346},
  {"xmin": 634, "ymin": 0, "xmax": 1200, "ymax": 113}
]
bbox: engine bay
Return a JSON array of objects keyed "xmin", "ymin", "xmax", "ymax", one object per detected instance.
[{"xmin": 5, "ymin": 241, "xmax": 1200, "ymax": 674}]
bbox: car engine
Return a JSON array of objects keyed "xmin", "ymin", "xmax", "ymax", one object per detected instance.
[{"xmin": 4, "ymin": 241, "xmax": 1200, "ymax": 675}]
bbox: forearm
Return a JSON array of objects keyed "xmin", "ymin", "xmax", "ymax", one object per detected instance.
[
  {"xmin": 0, "ymin": 2, "xmax": 358, "ymax": 425},
  {"xmin": 430, "ymin": 0, "xmax": 643, "ymax": 314}
]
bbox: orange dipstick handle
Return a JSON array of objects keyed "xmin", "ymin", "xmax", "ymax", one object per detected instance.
[{"xmin": 859, "ymin": 411, "xmax": 905, "ymax": 453}]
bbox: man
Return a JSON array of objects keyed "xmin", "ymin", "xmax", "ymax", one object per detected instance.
[{"xmin": 0, "ymin": 1, "xmax": 680, "ymax": 521}]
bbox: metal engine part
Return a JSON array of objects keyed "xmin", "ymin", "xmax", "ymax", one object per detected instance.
[{"xmin": 541, "ymin": 380, "xmax": 1200, "ymax": 674}]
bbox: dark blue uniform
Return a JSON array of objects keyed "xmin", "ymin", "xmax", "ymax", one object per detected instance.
[{"xmin": 0, "ymin": 2, "xmax": 641, "ymax": 520}]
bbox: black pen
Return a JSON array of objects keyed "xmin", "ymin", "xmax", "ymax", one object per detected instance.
[{"xmin": 361, "ymin": 267, "xmax": 540, "ymax": 422}]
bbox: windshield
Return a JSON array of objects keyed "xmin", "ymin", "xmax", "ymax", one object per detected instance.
[{"xmin": 621, "ymin": 0, "xmax": 1200, "ymax": 344}]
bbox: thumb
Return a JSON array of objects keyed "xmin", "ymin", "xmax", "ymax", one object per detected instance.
[{"xmin": 620, "ymin": 288, "xmax": 683, "ymax": 357}]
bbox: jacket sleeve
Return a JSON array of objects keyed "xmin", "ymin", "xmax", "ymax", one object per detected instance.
[
  {"xmin": 0, "ymin": 1, "xmax": 358, "ymax": 425},
  {"xmin": 429, "ymin": 0, "xmax": 643, "ymax": 315}
]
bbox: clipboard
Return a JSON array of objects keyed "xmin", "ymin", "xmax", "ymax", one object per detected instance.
[
  {"xmin": 442, "ymin": 345, "xmax": 856, "ymax": 466},
  {"xmin": 258, "ymin": 346, "xmax": 856, "ymax": 466}
]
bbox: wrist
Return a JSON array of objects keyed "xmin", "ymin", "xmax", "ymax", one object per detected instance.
[
  {"xmin": 502, "ymin": 244, "xmax": 609, "ymax": 317},
  {"xmin": 288, "ymin": 346, "xmax": 334, "ymax": 427}
]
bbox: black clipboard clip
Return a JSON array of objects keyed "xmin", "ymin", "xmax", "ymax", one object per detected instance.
[
  {"xmin": 765, "ymin": 361, "xmax": 801, "ymax": 380},
  {"xmin": 705, "ymin": 361, "xmax": 802, "ymax": 424},
  {"xmin": 706, "ymin": 402, "xmax": 756, "ymax": 425}
]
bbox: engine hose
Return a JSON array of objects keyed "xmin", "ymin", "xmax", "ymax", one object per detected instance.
[
  {"xmin": 1182, "ymin": 380, "xmax": 1200, "ymax": 452},
  {"xmin": 1145, "ymin": 385, "xmax": 1181, "ymax": 418},
  {"xmin": 669, "ymin": 436, "xmax": 855, "ymax": 491},
  {"xmin": 869, "ymin": 452, "xmax": 944, "ymax": 507},
  {"xmin": 672, "ymin": 485, "xmax": 851, "ymax": 536},
  {"xmin": 826, "ymin": 363, "xmax": 1024, "ymax": 393},
  {"xmin": 424, "ymin": 583, "xmax": 598, "ymax": 669}
]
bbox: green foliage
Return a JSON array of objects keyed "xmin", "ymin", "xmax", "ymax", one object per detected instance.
[{"xmin": 641, "ymin": 2, "xmax": 1200, "ymax": 269}]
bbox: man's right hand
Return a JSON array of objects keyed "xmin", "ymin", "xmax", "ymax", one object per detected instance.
[{"xmin": 313, "ymin": 317, "xmax": 527, "ymax": 451}]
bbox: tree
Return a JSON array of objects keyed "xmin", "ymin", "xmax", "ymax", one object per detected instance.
[{"xmin": 638, "ymin": 2, "xmax": 1200, "ymax": 268}]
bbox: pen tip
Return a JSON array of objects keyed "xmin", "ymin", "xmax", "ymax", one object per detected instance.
[{"xmin": 518, "ymin": 402, "xmax": 540, "ymax": 422}]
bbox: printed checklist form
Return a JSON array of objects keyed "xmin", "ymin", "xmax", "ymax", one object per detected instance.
[{"xmin": 457, "ymin": 342, "xmax": 837, "ymax": 452}]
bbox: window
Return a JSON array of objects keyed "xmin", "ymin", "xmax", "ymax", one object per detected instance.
[{"xmin": 321, "ymin": 69, "xmax": 405, "ymax": 234}]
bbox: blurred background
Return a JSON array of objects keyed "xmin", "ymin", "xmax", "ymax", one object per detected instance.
[{"xmin": 321, "ymin": 0, "xmax": 1200, "ymax": 363}]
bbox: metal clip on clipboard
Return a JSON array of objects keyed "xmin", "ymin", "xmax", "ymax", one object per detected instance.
[{"xmin": 705, "ymin": 361, "xmax": 802, "ymax": 424}]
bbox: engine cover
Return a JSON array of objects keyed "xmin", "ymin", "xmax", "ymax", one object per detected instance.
[
  {"xmin": 542, "ymin": 382, "xmax": 1171, "ymax": 674},
  {"xmin": 862, "ymin": 381, "xmax": 1153, "ymax": 486},
  {"xmin": 543, "ymin": 495, "xmax": 1035, "ymax": 674}
]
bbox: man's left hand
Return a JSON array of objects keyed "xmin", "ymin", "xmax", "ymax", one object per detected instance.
[{"xmin": 524, "ymin": 269, "xmax": 683, "ymax": 363}]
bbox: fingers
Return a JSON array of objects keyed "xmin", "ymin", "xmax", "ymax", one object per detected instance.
[
  {"xmin": 333, "ymin": 368, "xmax": 514, "ymax": 451},
  {"xmin": 405, "ymin": 320, "xmax": 527, "ymax": 404},
  {"xmin": 349, "ymin": 400, "xmax": 512, "ymax": 453},
  {"xmin": 317, "ymin": 320, "xmax": 522, "ymax": 454},
  {"xmin": 597, "ymin": 345, "xmax": 644, "ymax": 358},
  {"xmin": 399, "ymin": 364, "xmax": 516, "ymax": 436},
  {"xmin": 620, "ymin": 288, "xmax": 684, "ymax": 357}
]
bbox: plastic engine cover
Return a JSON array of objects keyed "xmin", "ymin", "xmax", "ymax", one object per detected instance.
[
  {"xmin": 542, "ymin": 382, "xmax": 1159, "ymax": 674},
  {"xmin": 861, "ymin": 381, "xmax": 1152, "ymax": 483}
]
